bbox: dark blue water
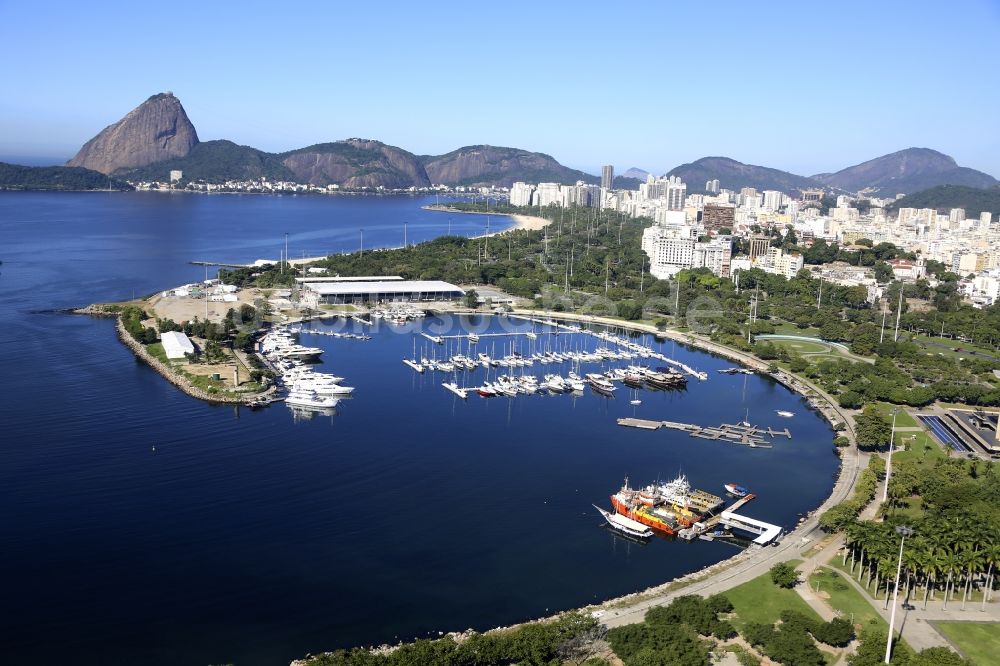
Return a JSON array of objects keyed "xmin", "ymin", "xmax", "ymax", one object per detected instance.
[{"xmin": 0, "ymin": 193, "xmax": 838, "ymax": 666}]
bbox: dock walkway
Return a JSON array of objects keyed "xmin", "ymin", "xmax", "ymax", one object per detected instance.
[{"xmin": 617, "ymin": 418, "xmax": 788, "ymax": 448}]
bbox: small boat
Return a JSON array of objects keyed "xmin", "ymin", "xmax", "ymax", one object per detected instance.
[
  {"xmin": 630, "ymin": 399, "xmax": 642, "ymax": 405},
  {"xmin": 724, "ymin": 483, "xmax": 750, "ymax": 497},
  {"xmin": 594, "ymin": 504, "xmax": 654, "ymax": 539},
  {"xmin": 775, "ymin": 410, "xmax": 794, "ymax": 418},
  {"xmin": 468, "ymin": 333, "xmax": 480, "ymax": 343}
]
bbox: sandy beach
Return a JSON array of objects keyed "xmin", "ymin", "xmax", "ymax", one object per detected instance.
[
  {"xmin": 508, "ymin": 213, "xmax": 551, "ymax": 231},
  {"xmin": 422, "ymin": 205, "xmax": 551, "ymax": 236}
]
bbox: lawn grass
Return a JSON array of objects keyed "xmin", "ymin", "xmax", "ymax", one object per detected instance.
[
  {"xmin": 908, "ymin": 332, "xmax": 999, "ymax": 361},
  {"xmin": 872, "ymin": 403, "xmax": 919, "ymax": 428},
  {"xmin": 773, "ymin": 322, "xmax": 821, "ymax": 336},
  {"xmin": 724, "ymin": 560, "xmax": 823, "ymax": 631},
  {"xmin": 892, "ymin": 430, "xmax": 946, "ymax": 467},
  {"xmin": 768, "ymin": 339, "xmax": 847, "ymax": 365},
  {"xmin": 934, "ymin": 621, "xmax": 1000, "ymax": 665},
  {"xmin": 146, "ymin": 342, "xmax": 170, "ymax": 364},
  {"xmin": 808, "ymin": 567, "xmax": 886, "ymax": 629}
]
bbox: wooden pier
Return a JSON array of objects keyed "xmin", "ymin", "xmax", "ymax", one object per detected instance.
[{"xmin": 617, "ymin": 418, "xmax": 788, "ymax": 448}]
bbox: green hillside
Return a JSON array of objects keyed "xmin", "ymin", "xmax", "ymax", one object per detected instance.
[
  {"xmin": 887, "ymin": 184, "xmax": 1000, "ymax": 217},
  {"xmin": 115, "ymin": 140, "xmax": 293, "ymax": 182},
  {"xmin": 0, "ymin": 162, "xmax": 132, "ymax": 190}
]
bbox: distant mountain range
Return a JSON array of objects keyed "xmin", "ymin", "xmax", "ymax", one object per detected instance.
[
  {"xmin": 3, "ymin": 93, "xmax": 998, "ymax": 199},
  {"xmin": 65, "ymin": 93, "xmax": 597, "ymax": 189}
]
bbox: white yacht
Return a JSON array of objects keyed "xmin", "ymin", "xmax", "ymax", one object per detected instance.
[{"xmin": 285, "ymin": 391, "xmax": 339, "ymax": 409}]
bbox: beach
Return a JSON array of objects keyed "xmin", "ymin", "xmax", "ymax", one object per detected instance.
[{"xmin": 421, "ymin": 204, "xmax": 552, "ymax": 236}]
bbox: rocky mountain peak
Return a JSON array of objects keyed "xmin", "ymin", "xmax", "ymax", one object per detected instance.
[{"xmin": 67, "ymin": 93, "xmax": 198, "ymax": 174}]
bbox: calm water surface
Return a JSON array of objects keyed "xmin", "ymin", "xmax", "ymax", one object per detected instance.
[{"xmin": 0, "ymin": 193, "xmax": 838, "ymax": 665}]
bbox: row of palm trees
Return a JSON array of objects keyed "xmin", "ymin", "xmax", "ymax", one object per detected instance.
[{"xmin": 841, "ymin": 516, "xmax": 999, "ymax": 611}]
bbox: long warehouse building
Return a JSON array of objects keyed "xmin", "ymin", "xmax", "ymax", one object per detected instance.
[{"xmin": 303, "ymin": 279, "xmax": 465, "ymax": 304}]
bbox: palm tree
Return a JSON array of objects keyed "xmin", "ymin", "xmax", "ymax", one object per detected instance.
[
  {"xmin": 942, "ymin": 547, "xmax": 960, "ymax": 611},
  {"xmin": 958, "ymin": 546, "xmax": 979, "ymax": 610},
  {"xmin": 982, "ymin": 540, "xmax": 1000, "ymax": 612},
  {"xmin": 902, "ymin": 547, "xmax": 922, "ymax": 605},
  {"xmin": 924, "ymin": 548, "xmax": 946, "ymax": 610}
]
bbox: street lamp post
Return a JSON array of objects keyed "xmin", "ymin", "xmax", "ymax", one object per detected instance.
[
  {"xmin": 885, "ymin": 525, "xmax": 914, "ymax": 664},
  {"xmin": 882, "ymin": 408, "xmax": 899, "ymax": 504}
]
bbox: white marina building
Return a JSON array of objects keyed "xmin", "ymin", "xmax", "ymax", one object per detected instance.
[{"xmin": 298, "ymin": 277, "xmax": 465, "ymax": 305}]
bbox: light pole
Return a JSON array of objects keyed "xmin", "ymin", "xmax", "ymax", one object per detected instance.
[
  {"xmin": 885, "ymin": 525, "xmax": 914, "ymax": 664},
  {"xmin": 882, "ymin": 408, "xmax": 899, "ymax": 504}
]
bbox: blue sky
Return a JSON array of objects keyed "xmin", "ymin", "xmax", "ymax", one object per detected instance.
[{"xmin": 2, "ymin": 0, "xmax": 998, "ymax": 177}]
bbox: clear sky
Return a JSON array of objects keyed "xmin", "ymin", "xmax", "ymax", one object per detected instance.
[{"xmin": 2, "ymin": 0, "xmax": 998, "ymax": 177}]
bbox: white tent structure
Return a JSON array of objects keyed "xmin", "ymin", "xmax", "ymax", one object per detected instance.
[{"xmin": 161, "ymin": 331, "xmax": 195, "ymax": 359}]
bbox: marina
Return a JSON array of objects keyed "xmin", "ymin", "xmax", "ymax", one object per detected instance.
[{"xmin": 0, "ymin": 193, "xmax": 840, "ymax": 666}]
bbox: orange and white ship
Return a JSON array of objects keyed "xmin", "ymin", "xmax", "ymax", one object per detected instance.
[{"xmin": 608, "ymin": 475, "xmax": 723, "ymax": 535}]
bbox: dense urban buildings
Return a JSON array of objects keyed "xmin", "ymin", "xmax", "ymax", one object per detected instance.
[{"xmin": 507, "ymin": 167, "xmax": 999, "ymax": 306}]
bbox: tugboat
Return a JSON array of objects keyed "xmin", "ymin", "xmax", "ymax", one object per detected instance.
[{"xmin": 724, "ymin": 483, "xmax": 750, "ymax": 497}]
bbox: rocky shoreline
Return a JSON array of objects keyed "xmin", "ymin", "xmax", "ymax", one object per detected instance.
[{"xmin": 113, "ymin": 315, "xmax": 273, "ymax": 406}]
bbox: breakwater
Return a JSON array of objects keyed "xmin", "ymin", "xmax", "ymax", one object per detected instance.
[{"xmin": 114, "ymin": 316, "xmax": 272, "ymax": 405}]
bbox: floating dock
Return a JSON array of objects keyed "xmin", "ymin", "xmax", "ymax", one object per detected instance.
[
  {"xmin": 509, "ymin": 314, "xmax": 708, "ymax": 380},
  {"xmin": 678, "ymin": 493, "xmax": 762, "ymax": 542},
  {"xmin": 617, "ymin": 418, "xmax": 788, "ymax": 448},
  {"xmin": 402, "ymin": 359, "xmax": 424, "ymax": 373},
  {"xmin": 442, "ymin": 382, "xmax": 468, "ymax": 399}
]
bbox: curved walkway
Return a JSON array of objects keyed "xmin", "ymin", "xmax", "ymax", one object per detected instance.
[{"xmin": 755, "ymin": 334, "xmax": 874, "ymax": 364}]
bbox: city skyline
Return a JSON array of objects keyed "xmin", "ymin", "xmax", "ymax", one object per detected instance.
[{"xmin": 2, "ymin": 1, "xmax": 999, "ymax": 177}]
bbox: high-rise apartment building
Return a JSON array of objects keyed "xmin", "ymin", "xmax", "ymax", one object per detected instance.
[
  {"xmin": 748, "ymin": 235, "xmax": 771, "ymax": 262},
  {"xmin": 665, "ymin": 176, "xmax": 686, "ymax": 211},
  {"xmin": 601, "ymin": 165, "xmax": 614, "ymax": 191},
  {"xmin": 641, "ymin": 213, "xmax": 697, "ymax": 279},
  {"xmin": 705, "ymin": 179, "xmax": 720, "ymax": 194},
  {"xmin": 692, "ymin": 237, "xmax": 732, "ymax": 277},
  {"xmin": 702, "ymin": 204, "xmax": 736, "ymax": 231},
  {"xmin": 535, "ymin": 183, "xmax": 562, "ymax": 207},
  {"xmin": 763, "ymin": 190, "xmax": 785, "ymax": 211},
  {"xmin": 509, "ymin": 182, "xmax": 534, "ymax": 207}
]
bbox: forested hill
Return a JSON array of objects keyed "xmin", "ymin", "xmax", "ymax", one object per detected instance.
[
  {"xmin": 0, "ymin": 162, "xmax": 132, "ymax": 191},
  {"xmin": 887, "ymin": 185, "xmax": 1000, "ymax": 218}
]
